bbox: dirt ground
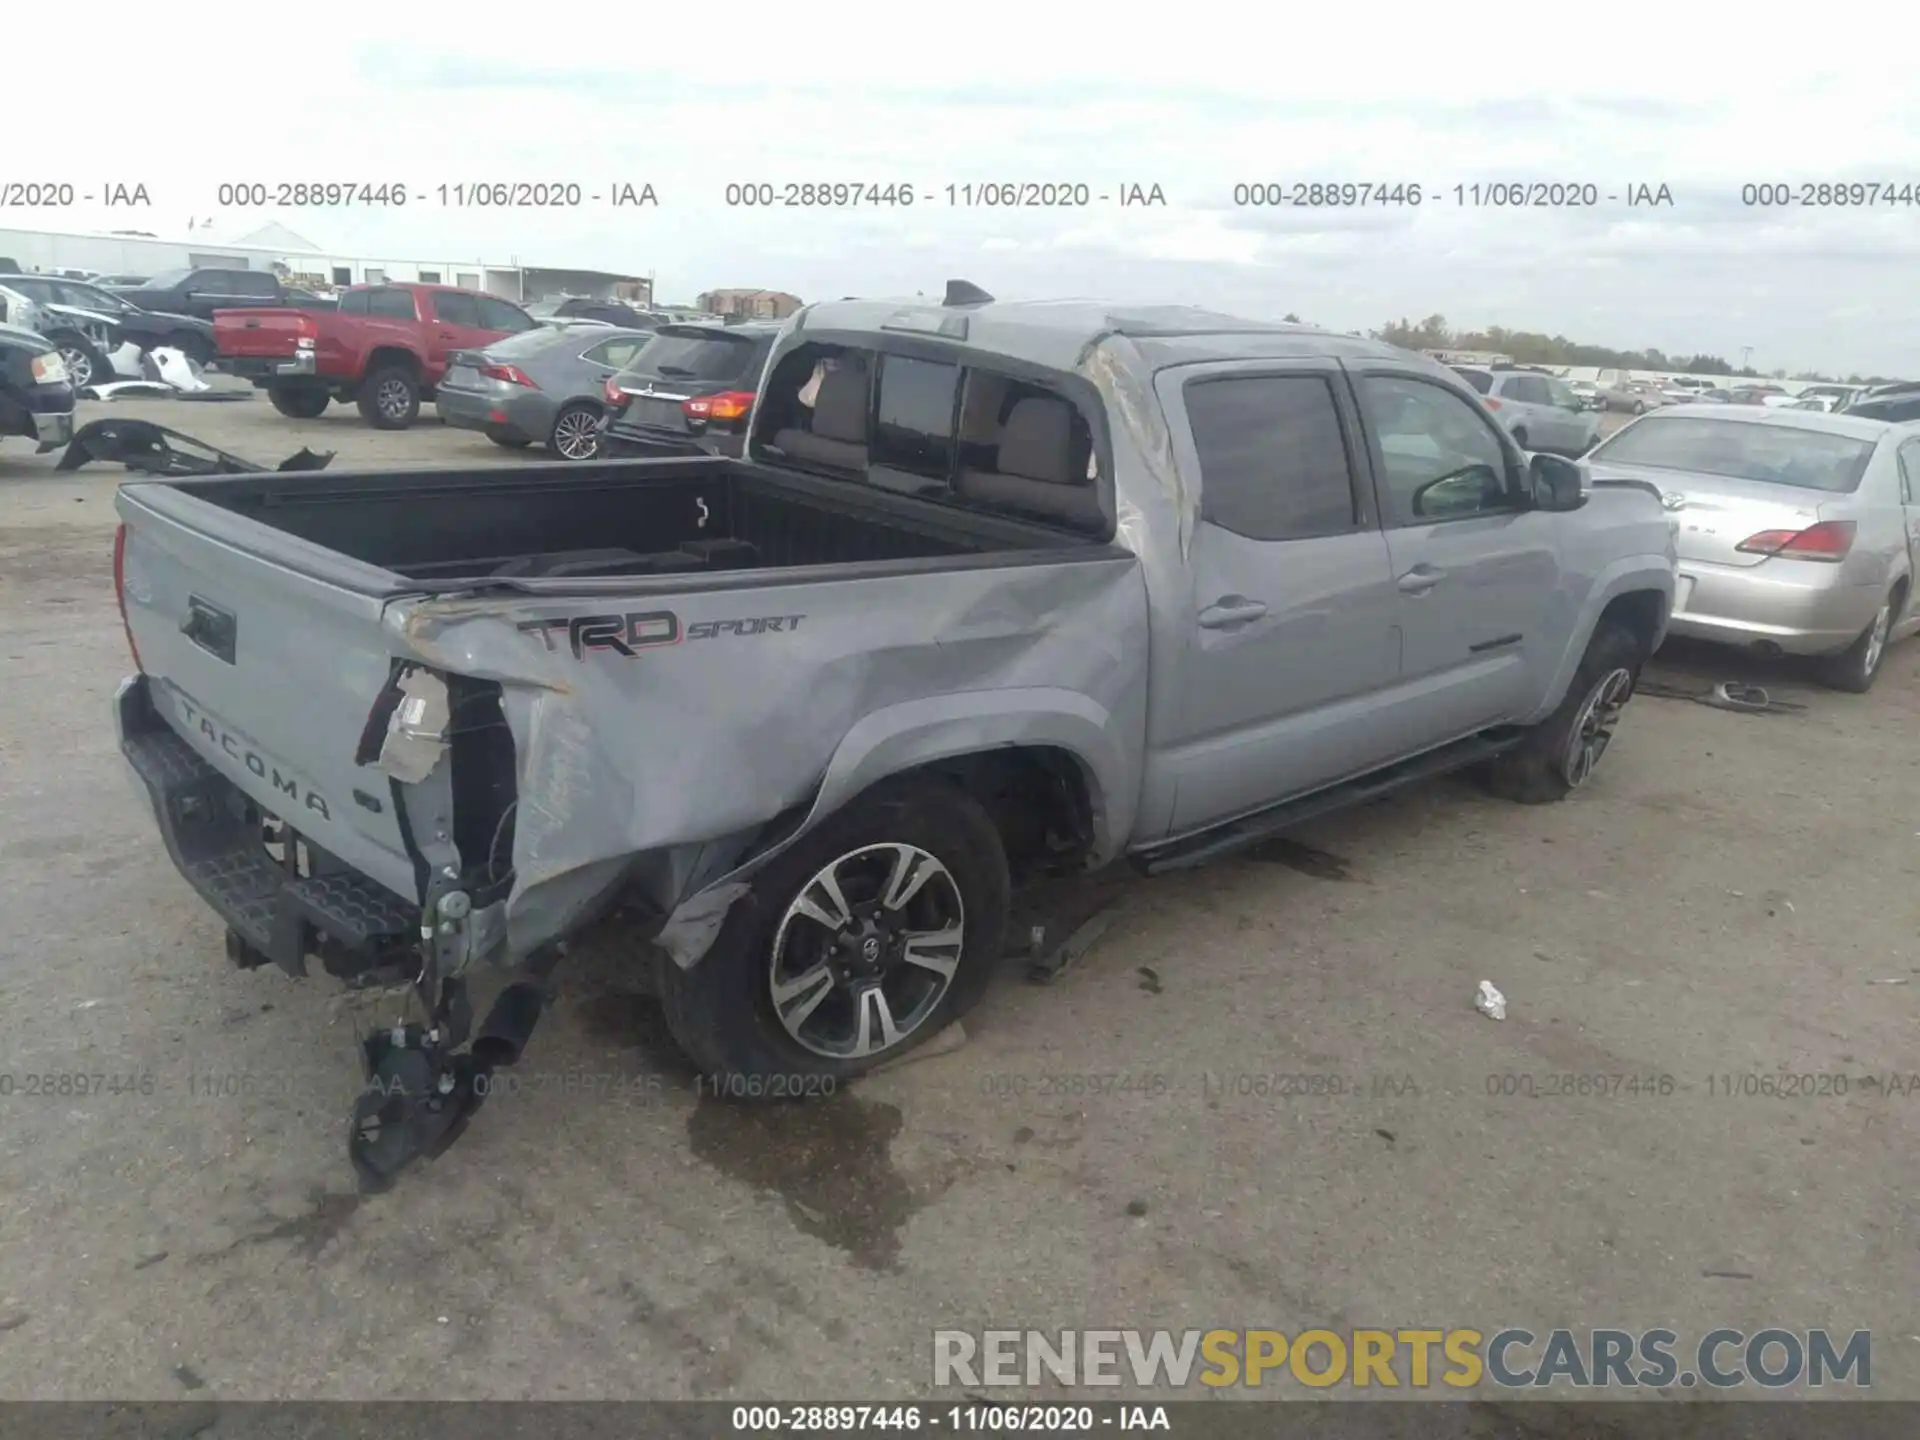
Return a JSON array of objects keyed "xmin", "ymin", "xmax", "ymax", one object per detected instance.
[{"xmin": 1, "ymin": 388, "xmax": 1916, "ymax": 1403}]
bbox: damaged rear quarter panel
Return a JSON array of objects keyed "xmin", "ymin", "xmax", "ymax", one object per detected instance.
[{"xmin": 393, "ymin": 555, "xmax": 1151, "ymax": 964}]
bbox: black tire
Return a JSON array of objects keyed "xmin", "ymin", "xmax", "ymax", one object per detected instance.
[
  {"xmin": 1816, "ymin": 583, "xmax": 1903, "ymax": 693},
  {"xmin": 548, "ymin": 401, "xmax": 603, "ymax": 461},
  {"xmin": 357, "ymin": 365, "xmax": 420, "ymax": 429},
  {"xmin": 49, "ymin": 332, "xmax": 111, "ymax": 392},
  {"xmin": 1632, "ymin": 400, "xmax": 1646, "ymax": 414},
  {"xmin": 659, "ymin": 776, "xmax": 1010, "ymax": 1090},
  {"xmin": 487, "ymin": 433, "xmax": 533, "ymax": 449},
  {"xmin": 1478, "ymin": 622, "xmax": 1644, "ymax": 804},
  {"xmin": 268, "ymin": 385, "xmax": 329, "ymax": 419}
]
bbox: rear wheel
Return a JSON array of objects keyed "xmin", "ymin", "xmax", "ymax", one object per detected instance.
[
  {"xmin": 548, "ymin": 402, "xmax": 602, "ymax": 460},
  {"xmin": 357, "ymin": 365, "xmax": 419, "ymax": 429},
  {"xmin": 1817, "ymin": 585, "xmax": 1902, "ymax": 693},
  {"xmin": 659, "ymin": 777, "xmax": 1010, "ymax": 1089},
  {"xmin": 268, "ymin": 385, "xmax": 329, "ymax": 418},
  {"xmin": 1479, "ymin": 622, "xmax": 1643, "ymax": 804},
  {"xmin": 1632, "ymin": 400, "xmax": 1646, "ymax": 414}
]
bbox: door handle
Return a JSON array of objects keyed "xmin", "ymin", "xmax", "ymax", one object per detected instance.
[
  {"xmin": 1198, "ymin": 597, "xmax": 1268, "ymax": 629},
  {"xmin": 1397, "ymin": 565, "xmax": 1447, "ymax": 595}
]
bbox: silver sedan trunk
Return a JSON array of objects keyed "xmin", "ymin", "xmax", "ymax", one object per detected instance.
[{"xmin": 1586, "ymin": 405, "xmax": 1920, "ymax": 689}]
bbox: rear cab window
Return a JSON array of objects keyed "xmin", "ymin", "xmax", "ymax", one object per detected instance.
[{"xmin": 752, "ymin": 338, "xmax": 1108, "ymax": 535}]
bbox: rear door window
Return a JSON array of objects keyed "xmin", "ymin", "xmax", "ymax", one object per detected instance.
[
  {"xmin": 231, "ymin": 270, "xmax": 278, "ymax": 298},
  {"xmin": 584, "ymin": 335, "xmax": 650, "ymax": 369},
  {"xmin": 1184, "ymin": 374, "xmax": 1359, "ymax": 541},
  {"xmin": 368, "ymin": 287, "xmax": 420, "ymax": 320},
  {"xmin": 338, "ymin": 289, "xmax": 370, "ymax": 316},
  {"xmin": 429, "ymin": 291, "xmax": 479, "ymax": 325}
]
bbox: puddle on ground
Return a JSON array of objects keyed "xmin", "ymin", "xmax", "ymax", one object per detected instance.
[
  {"xmin": 1244, "ymin": 838, "xmax": 1354, "ymax": 880},
  {"xmin": 579, "ymin": 988, "xmax": 925, "ymax": 1271},
  {"xmin": 687, "ymin": 1090, "xmax": 919, "ymax": 1272}
]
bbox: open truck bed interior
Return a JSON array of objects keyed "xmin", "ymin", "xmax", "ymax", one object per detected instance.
[{"xmin": 169, "ymin": 456, "xmax": 1104, "ymax": 584}]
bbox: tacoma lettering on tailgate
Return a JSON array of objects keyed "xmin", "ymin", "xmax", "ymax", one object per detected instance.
[{"xmin": 177, "ymin": 697, "xmax": 332, "ymax": 820}]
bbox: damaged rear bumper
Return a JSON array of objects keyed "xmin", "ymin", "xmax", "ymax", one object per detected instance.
[{"xmin": 116, "ymin": 673, "xmax": 423, "ymax": 981}]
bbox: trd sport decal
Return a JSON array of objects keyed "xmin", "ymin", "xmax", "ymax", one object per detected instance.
[{"xmin": 518, "ymin": 610, "xmax": 806, "ymax": 660}]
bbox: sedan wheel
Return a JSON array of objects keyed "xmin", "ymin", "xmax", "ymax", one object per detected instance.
[{"xmin": 549, "ymin": 404, "xmax": 602, "ymax": 461}]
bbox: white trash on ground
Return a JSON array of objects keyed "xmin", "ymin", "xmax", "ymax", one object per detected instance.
[{"xmin": 1474, "ymin": 980, "xmax": 1507, "ymax": 1021}]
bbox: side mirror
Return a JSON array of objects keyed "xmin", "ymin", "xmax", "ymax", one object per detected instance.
[{"xmin": 1529, "ymin": 453, "xmax": 1587, "ymax": 511}]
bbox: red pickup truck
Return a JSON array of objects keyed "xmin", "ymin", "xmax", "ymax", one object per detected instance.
[{"xmin": 214, "ymin": 282, "xmax": 538, "ymax": 430}]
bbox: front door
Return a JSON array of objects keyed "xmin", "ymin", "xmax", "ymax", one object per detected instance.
[
  {"xmin": 1148, "ymin": 361, "xmax": 1402, "ymax": 838},
  {"xmin": 1349, "ymin": 366, "xmax": 1567, "ymax": 736}
]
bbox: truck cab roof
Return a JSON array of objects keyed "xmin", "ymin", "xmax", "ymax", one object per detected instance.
[{"xmin": 792, "ymin": 293, "xmax": 1423, "ymax": 374}]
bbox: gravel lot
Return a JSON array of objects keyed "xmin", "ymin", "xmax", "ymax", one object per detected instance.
[{"xmin": 2, "ymin": 389, "xmax": 1916, "ymax": 1403}]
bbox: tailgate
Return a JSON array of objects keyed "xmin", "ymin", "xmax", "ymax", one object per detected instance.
[
  {"xmin": 115, "ymin": 485, "xmax": 420, "ymax": 901},
  {"xmin": 214, "ymin": 308, "xmax": 309, "ymax": 359}
]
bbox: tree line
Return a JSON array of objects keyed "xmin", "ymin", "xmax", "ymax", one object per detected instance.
[{"xmin": 1276, "ymin": 313, "xmax": 1902, "ymax": 386}]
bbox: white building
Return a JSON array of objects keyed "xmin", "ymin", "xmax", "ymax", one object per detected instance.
[{"xmin": 0, "ymin": 224, "xmax": 652, "ymax": 306}]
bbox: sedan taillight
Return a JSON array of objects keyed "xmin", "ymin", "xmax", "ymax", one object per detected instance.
[{"xmin": 1735, "ymin": 520, "xmax": 1856, "ymax": 561}]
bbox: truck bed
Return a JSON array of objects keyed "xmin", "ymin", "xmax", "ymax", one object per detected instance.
[{"xmin": 167, "ymin": 454, "xmax": 1097, "ymax": 586}]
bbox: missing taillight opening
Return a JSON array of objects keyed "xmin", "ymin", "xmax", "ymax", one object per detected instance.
[
  {"xmin": 1735, "ymin": 520, "xmax": 1856, "ymax": 561},
  {"xmin": 604, "ymin": 377, "xmax": 624, "ymax": 406}
]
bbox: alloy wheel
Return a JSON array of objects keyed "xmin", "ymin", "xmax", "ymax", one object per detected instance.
[
  {"xmin": 59, "ymin": 346, "xmax": 93, "ymax": 388},
  {"xmin": 554, "ymin": 409, "xmax": 600, "ymax": 460},
  {"xmin": 1562, "ymin": 667, "xmax": 1635, "ymax": 789},
  {"xmin": 767, "ymin": 843, "xmax": 967, "ymax": 1060},
  {"xmin": 377, "ymin": 378, "xmax": 411, "ymax": 419}
]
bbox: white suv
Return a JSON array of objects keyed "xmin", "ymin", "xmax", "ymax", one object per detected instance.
[{"xmin": 1451, "ymin": 365, "xmax": 1602, "ymax": 456}]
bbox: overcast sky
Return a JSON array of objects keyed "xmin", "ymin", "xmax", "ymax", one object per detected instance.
[{"xmin": 27, "ymin": 5, "xmax": 1920, "ymax": 374}]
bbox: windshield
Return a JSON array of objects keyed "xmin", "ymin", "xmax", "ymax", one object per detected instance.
[
  {"xmin": 1590, "ymin": 415, "xmax": 1877, "ymax": 493},
  {"xmin": 623, "ymin": 329, "xmax": 759, "ymax": 382}
]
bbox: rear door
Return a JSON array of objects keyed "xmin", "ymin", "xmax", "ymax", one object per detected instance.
[
  {"xmin": 1149, "ymin": 360, "xmax": 1403, "ymax": 836},
  {"xmin": 426, "ymin": 290, "xmax": 491, "ymax": 379},
  {"xmin": 1350, "ymin": 365, "xmax": 1565, "ymax": 732},
  {"xmin": 182, "ymin": 269, "xmax": 251, "ymax": 319}
]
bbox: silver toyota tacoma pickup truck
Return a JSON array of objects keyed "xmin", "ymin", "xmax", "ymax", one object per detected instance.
[{"xmin": 112, "ymin": 283, "xmax": 1676, "ymax": 1186}]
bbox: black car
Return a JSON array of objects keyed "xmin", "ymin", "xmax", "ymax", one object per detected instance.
[
  {"xmin": 0, "ymin": 274, "xmax": 217, "ymax": 378},
  {"xmin": 0, "ymin": 323, "xmax": 77, "ymax": 453},
  {"xmin": 599, "ymin": 321, "xmax": 781, "ymax": 458},
  {"xmin": 529, "ymin": 296, "xmax": 656, "ymax": 329}
]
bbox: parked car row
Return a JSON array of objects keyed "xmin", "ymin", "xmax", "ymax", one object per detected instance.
[{"xmin": 210, "ymin": 277, "xmax": 755, "ymax": 457}]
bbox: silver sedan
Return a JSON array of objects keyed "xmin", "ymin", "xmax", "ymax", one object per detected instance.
[{"xmin": 1585, "ymin": 405, "xmax": 1920, "ymax": 691}]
